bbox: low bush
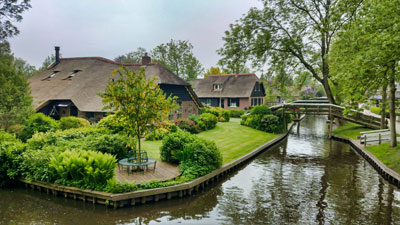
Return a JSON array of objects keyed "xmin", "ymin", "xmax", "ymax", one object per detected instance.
[
  {"xmin": 160, "ymin": 130, "xmax": 197, "ymax": 163},
  {"xmin": 60, "ymin": 116, "xmax": 90, "ymax": 130},
  {"xmin": 199, "ymin": 113, "xmax": 218, "ymax": 130},
  {"xmin": 174, "ymin": 119, "xmax": 201, "ymax": 134},
  {"xmin": 48, "ymin": 149, "xmax": 116, "ymax": 190},
  {"xmin": 0, "ymin": 132, "xmax": 26, "ymax": 187},
  {"xmin": 250, "ymin": 105, "xmax": 272, "ymax": 115},
  {"xmin": 97, "ymin": 114, "xmax": 126, "ymax": 134},
  {"xmin": 179, "ymin": 138, "xmax": 222, "ymax": 179},
  {"xmin": 18, "ymin": 113, "xmax": 60, "ymax": 142},
  {"xmin": 26, "ymin": 127, "xmax": 132, "ymax": 160},
  {"xmin": 204, "ymin": 107, "xmax": 230, "ymax": 122},
  {"xmin": 260, "ymin": 114, "xmax": 284, "ymax": 133},
  {"xmin": 230, "ymin": 109, "xmax": 245, "ymax": 118}
]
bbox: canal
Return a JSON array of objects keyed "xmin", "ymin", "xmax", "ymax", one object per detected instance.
[{"xmin": 1, "ymin": 116, "xmax": 400, "ymax": 225}]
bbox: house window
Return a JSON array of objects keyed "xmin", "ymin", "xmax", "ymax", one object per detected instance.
[
  {"xmin": 86, "ymin": 112, "xmax": 94, "ymax": 118},
  {"xmin": 64, "ymin": 70, "xmax": 81, "ymax": 80},
  {"xmin": 206, "ymin": 99, "xmax": 212, "ymax": 106},
  {"xmin": 251, "ymin": 97, "xmax": 264, "ymax": 106},
  {"xmin": 42, "ymin": 71, "xmax": 59, "ymax": 80},
  {"xmin": 213, "ymin": 84, "xmax": 222, "ymax": 90},
  {"xmin": 228, "ymin": 98, "xmax": 239, "ymax": 107}
]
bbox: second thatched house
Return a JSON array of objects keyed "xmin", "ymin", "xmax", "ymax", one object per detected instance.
[
  {"xmin": 29, "ymin": 47, "xmax": 202, "ymax": 122},
  {"xmin": 193, "ymin": 73, "xmax": 265, "ymax": 110}
]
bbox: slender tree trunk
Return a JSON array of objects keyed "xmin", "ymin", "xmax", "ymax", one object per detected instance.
[
  {"xmin": 389, "ymin": 66, "xmax": 397, "ymax": 147},
  {"xmin": 381, "ymin": 84, "xmax": 388, "ymax": 129}
]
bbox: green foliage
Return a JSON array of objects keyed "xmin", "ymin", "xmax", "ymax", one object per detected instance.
[
  {"xmin": 114, "ymin": 47, "xmax": 147, "ymax": 63},
  {"xmin": 0, "ymin": 42, "xmax": 33, "ymax": 131},
  {"xmin": 179, "ymin": 138, "xmax": 222, "ymax": 179},
  {"xmin": 241, "ymin": 106, "xmax": 285, "ymax": 133},
  {"xmin": 204, "ymin": 107, "xmax": 230, "ymax": 122},
  {"xmin": 0, "ymin": 131, "xmax": 26, "ymax": 186},
  {"xmin": 60, "ymin": 116, "xmax": 90, "ymax": 130},
  {"xmin": 26, "ymin": 127, "xmax": 131, "ymax": 160},
  {"xmin": 229, "ymin": 109, "xmax": 245, "ymax": 118},
  {"xmin": 19, "ymin": 113, "xmax": 59, "ymax": 142},
  {"xmin": 101, "ymin": 66, "xmax": 177, "ymax": 154},
  {"xmin": 199, "ymin": 113, "xmax": 218, "ymax": 130},
  {"xmin": 174, "ymin": 118, "xmax": 201, "ymax": 134},
  {"xmin": 48, "ymin": 149, "xmax": 116, "ymax": 190},
  {"xmin": 204, "ymin": 66, "xmax": 225, "ymax": 78},
  {"xmin": 250, "ymin": 105, "xmax": 272, "ymax": 115},
  {"xmin": 97, "ymin": 114, "xmax": 126, "ymax": 134},
  {"xmin": 0, "ymin": 0, "xmax": 32, "ymax": 41},
  {"xmin": 160, "ymin": 130, "xmax": 196, "ymax": 163},
  {"xmin": 151, "ymin": 39, "xmax": 204, "ymax": 81}
]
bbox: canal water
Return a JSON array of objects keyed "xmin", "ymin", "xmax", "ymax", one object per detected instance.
[{"xmin": 1, "ymin": 116, "xmax": 400, "ymax": 225}]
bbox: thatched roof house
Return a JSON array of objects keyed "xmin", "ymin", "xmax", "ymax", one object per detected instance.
[
  {"xmin": 29, "ymin": 47, "xmax": 202, "ymax": 122},
  {"xmin": 193, "ymin": 73, "xmax": 265, "ymax": 110}
]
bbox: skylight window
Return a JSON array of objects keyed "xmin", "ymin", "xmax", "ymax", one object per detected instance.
[
  {"xmin": 213, "ymin": 83, "xmax": 222, "ymax": 90},
  {"xmin": 42, "ymin": 71, "xmax": 60, "ymax": 80},
  {"xmin": 63, "ymin": 70, "xmax": 81, "ymax": 80}
]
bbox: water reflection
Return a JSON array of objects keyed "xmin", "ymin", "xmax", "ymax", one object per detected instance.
[{"xmin": 1, "ymin": 116, "xmax": 400, "ymax": 225}]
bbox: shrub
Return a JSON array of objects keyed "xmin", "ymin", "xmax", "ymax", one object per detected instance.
[
  {"xmin": 179, "ymin": 138, "xmax": 222, "ymax": 179},
  {"xmin": 0, "ymin": 132, "xmax": 26, "ymax": 187},
  {"xmin": 48, "ymin": 149, "xmax": 116, "ymax": 190},
  {"xmin": 370, "ymin": 106, "xmax": 389, "ymax": 118},
  {"xmin": 18, "ymin": 113, "xmax": 60, "ymax": 142},
  {"xmin": 174, "ymin": 119, "xmax": 201, "ymax": 134},
  {"xmin": 97, "ymin": 114, "xmax": 126, "ymax": 134},
  {"xmin": 230, "ymin": 109, "xmax": 245, "ymax": 118},
  {"xmin": 160, "ymin": 130, "xmax": 197, "ymax": 163},
  {"xmin": 85, "ymin": 133, "xmax": 131, "ymax": 160},
  {"xmin": 145, "ymin": 127, "xmax": 169, "ymax": 141},
  {"xmin": 199, "ymin": 113, "xmax": 218, "ymax": 130},
  {"xmin": 250, "ymin": 105, "xmax": 272, "ymax": 115},
  {"xmin": 60, "ymin": 116, "xmax": 90, "ymax": 130},
  {"xmin": 205, "ymin": 107, "xmax": 230, "ymax": 122},
  {"xmin": 260, "ymin": 114, "xmax": 284, "ymax": 133}
]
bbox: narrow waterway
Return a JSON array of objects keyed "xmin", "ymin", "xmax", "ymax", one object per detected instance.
[{"xmin": 1, "ymin": 116, "xmax": 400, "ymax": 225}]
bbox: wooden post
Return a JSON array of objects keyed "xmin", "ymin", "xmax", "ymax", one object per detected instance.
[
  {"xmin": 364, "ymin": 136, "xmax": 367, "ymax": 147},
  {"xmin": 379, "ymin": 133, "xmax": 381, "ymax": 144}
]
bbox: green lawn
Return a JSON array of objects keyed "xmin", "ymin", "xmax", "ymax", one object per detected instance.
[
  {"xmin": 332, "ymin": 122, "xmax": 372, "ymax": 139},
  {"xmin": 333, "ymin": 122, "xmax": 400, "ymax": 173},
  {"xmin": 142, "ymin": 118, "xmax": 280, "ymax": 165}
]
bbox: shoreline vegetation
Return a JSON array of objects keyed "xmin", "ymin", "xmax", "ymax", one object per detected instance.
[{"xmin": 333, "ymin": 122, "xmax": 400, "ymax": 174}]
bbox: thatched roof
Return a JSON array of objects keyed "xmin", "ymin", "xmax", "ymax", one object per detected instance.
[
  {"xmin": 29, "ymin": 57, "xmax": 194, "ymax": 112},
  {"xmin": 194, "ymin": 73, "xmax": 259, "ymax": 98}
]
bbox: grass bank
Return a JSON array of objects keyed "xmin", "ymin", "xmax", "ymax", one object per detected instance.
[
  {"xmin": 333, "ymin": 122, "xmax": 400, "ymax": 174},
  {"xmin": 142, "ymin": 118, "xmax": 280, "ymax": 164}
]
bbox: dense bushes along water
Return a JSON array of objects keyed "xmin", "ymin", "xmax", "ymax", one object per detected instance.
[{"xmin": 241, "ymin": 105, "xmax": 289, "ymax": 133}]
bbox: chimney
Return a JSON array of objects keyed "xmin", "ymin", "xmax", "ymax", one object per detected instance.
[
  {"xmin": 55, "ymin": 46, "xmax": 60, "ymax": 65},
  {"xmin": 141, "ymin": 53, "xmax": 151, "ymax": 65}
]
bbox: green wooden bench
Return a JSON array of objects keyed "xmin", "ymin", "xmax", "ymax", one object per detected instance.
[{"xmin": 118, "ymin": 151, "xmax": 157, "ymax": 174}]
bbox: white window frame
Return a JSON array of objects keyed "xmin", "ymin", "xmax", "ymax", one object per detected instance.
[{"xmin": 213, "ymin": 83, "xmax": 222, "ymax": 90}]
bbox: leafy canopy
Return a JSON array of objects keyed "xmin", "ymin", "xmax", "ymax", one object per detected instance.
[
  {"xmin": 151, "ymin": 39, "xmax": 204, "ymax": 81},
  {"xmin": 101, "ymin": 66, "xmax": 177, "ymax": 152},
  {"xmin": 0, "ymin": 0, "xmax": 31, "ymax": 41}
]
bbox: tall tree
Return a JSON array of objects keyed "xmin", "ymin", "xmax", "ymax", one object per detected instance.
[
  {"xmin": 151, "ymin": 39, "xmax": 204, "ymax": 81},
  {"xmin": 114, "ymin": 47, "xmax": 147, "ymax": 64},
  {"xmin": 102, "ymin": 66, "xmax": 177, "ymax": 159},
  {"xmin": 0, "ymin": 42, "xmax": 33, "ymax": 130},
  {"xmin": 204, "ymin": 66, "xmax": 224, "ymax": 78},
  {"xmin": 37, "ymin": 54, "xmax": 55, "ymax": 72},
  {"xmin": 218, "ymin": 0, "xmax": 363, "ymax": 104},
  {"xmin": 0, "ymin": 0, "xmax": 31, "ymax": 41},
  {"xmin": 330, "ymin": 0, "xmax": 400, "ymax": 147},
  {"xmin": 14, "ymin": 57, "xmax": 36, "ymax": 77}
]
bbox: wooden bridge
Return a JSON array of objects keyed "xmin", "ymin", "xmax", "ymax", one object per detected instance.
[{"xmin": 270, "ymin": 100, "xmax": 386, "ymax": 130}]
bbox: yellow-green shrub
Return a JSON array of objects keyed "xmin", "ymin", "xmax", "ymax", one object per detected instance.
[{"xmin": 60, "ymin": 116, "xmax": 90, "ymax": 130}]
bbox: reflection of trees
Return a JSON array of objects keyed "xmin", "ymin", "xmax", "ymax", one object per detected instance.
[{"xmin": 0, "ymin": 182, "xmax": 223, "ymax": 225}]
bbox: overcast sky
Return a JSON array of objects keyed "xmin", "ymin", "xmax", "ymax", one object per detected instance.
[{"xmin": 9, "ymin": 0, "xmax": 262, "ymax": 70}]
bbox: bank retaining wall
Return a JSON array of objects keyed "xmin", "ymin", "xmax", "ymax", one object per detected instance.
[
  {"xmin": 332, "ymin": 135, "xmax": 400, "ymax": 188},
  {"xmin": 21, "ymin": 123, "xmax": 295, "ymax": 208}
]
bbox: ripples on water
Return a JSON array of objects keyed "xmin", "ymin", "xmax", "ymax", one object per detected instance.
[{"xmin": 1, "ymin": 116, "xmax": 399, "ymax": 225}]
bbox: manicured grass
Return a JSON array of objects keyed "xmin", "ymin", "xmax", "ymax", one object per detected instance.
[
  {"xmin": 366, "ymin": 143, "xmax": 400, "ymax": 173},
  {"xmin": 142, "ymin": 118, "xmax": 280, "ymax": 165},
  {"xmin": 333, "ymin": 122, "xmax": 400, "ymax": 174},
  {"xmin": 332, "ymin": 122, "xmax": 372, "ymax": 140}
]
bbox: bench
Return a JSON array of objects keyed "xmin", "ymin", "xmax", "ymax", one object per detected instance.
[
  {"xmin": 118, "ymin": 156, "xmax": 157, "ymax": 174},
  {"xmin": 359, "ymin": 129, "xmax": 390, "ymax": 146}
]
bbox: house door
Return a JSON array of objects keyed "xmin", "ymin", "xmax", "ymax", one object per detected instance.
[
  {"xmin": 70, "ymin": 106, "xmax": 78, "ymax": 117},
  {"xmin": 221, "ymin": 98, "xmax": 224, "ymax": 108}
]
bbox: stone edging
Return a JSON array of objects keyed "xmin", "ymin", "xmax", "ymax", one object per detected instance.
[
  {"xmin": 332, "ymin": 135, "xmax": 400, "ymax": 188},
  {"xmin": 21, "ymin": 123, "xmax": 295, "ymax": 208}
]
